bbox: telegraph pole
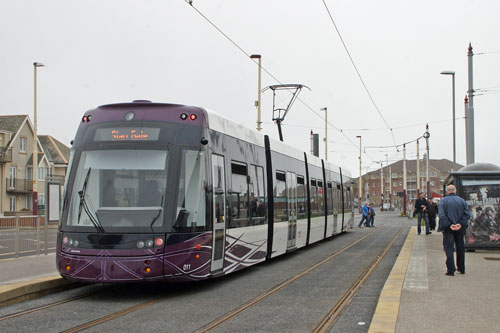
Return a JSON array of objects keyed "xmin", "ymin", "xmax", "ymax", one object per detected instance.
[
  {"xmin": 424, "ymin": 124, "xmax": 431, "ymax": 198},
  {"xmin": 403, "ymin": 143, "xmax": 407, "ymax": 215},
  {"xmin": 416, "ymin": 140, "xmax": 420, "ymax": 196},
  {"xmin": 466, "ymin": 43, "xmax": 475, "ymax": 164}
]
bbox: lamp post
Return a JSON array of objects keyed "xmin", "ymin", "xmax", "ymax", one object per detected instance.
[
  {"xmin": 424, "ymin": 125, "xmax": 431, "ymax": 198},
  {"xmin": 440, "ymin": 70, "xmax": 456, "ymax": 171},
  {"xmin": 250, "ymin": 54, "xmax": 262, "ymax": 132},
  {"xmin": 356, "ymin": 135, "xmax": 361, "ymax": 213},
  {"xmin": 321, "ymin": 107, "xmax": 328, "ymax": 161},
  {"xmin": 33, "ymin": 62, "xmax": 44, "ymax": 215}
]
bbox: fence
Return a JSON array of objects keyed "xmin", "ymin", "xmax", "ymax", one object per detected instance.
[{"xmin": 0, "ymin": 216, "xmax": 58, "ymax": 259}]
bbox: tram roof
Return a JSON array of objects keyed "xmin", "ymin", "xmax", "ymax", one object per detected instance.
[{"xmin": 204, "ymin": 108, "xmax": 344, "ymax": 175}]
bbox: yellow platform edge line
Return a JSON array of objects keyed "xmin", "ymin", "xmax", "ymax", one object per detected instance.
[{"xmin": 368, "ymin": 226, "xmax": 416, "ymax": 333}]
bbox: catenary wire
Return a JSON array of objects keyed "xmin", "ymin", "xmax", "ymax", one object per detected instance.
[{"xmin": 321, "ymin": 0, "xmax": 398, "ymax": 149}]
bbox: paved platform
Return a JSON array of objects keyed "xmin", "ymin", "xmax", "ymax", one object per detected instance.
[
  {"xmin": 0, "ymin": 253, "xmax": 68, "ymax": 305},
  {"xmin": 370, "ymin": 226, "xmax": 500, "ymax": 333},
  {"xmin": 1, "ymin": 222, "xmax": 499, "ymax": 332}
]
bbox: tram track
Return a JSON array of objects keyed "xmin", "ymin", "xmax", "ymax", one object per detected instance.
[
  {"xmin": 54, "ymin": 227, "xmax": 384, "ymax": 333},
  {"xmin": 0, "ymin": 286, "xmax": 120, "ymax": 323},
  {"xmin": 3, "ymin": 224, "xmax": 402, "ymax": 332},
  {"xmin": 313, "ymin": 225, "xmax": 405, "ymax": 333},
  {"xmin": 194, "ymin": 225, "xmax": 388, "ymax": 332}
]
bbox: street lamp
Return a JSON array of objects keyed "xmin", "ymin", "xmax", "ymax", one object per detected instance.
[
  {"xmin": 440, "ymin": 70, "xmax": 456, "ymax": 171},
  {"xmin": 33, "ymin": 62, "xmax": 44, "ymax": 215},
  {"xmin": 356, "ymin": 135, "xmax": 361, "ymax": 212},
  {"xmin": 250, "ymin": 54, "xmax": 262, "ymax": 132},
  {"xmin": 321, "ymin": 107, "xmax": 327, "ymax": 161}
]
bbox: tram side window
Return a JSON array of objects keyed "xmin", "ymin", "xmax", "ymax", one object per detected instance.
[
  {"xmin": 327, "ymin": 182, "xmax": 334, "ymax": 215},
  {"xmin": 229, "ymin": 162, "xmax": 249, "ymax": 228},
  {"xmin": 274, "ymin": 171, "xmax": 287, "ymax": 222},
  {"xmin": 175, "ymin": 149, "xmax": 207, "ymax": 230},
  {"xmin": 310, "ymin": 179, "xmax": 319, "ymax": 217},
  {"xmin": 297, "ymin": 176, "xmax": 306, "ymax": 220},
  {"xmin": 249, "ymin": 165, "xmax": 266, "ymax": 225},
  {"xmin": 336, "ymin": 184, "xmax": 342, "ymax": 211},
  {"xmin": 318, "ymin": 180, "xmax": 325, "ymax": 216}
]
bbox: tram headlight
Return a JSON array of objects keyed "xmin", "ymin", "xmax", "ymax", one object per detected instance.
[
  {"xmin": 73, "ymin": 240, "xmax": 79, "ymax": 247},
  {"xmin": 63, "ymin": 237, "xmax": 68, "ymax": 244},
  {"xmin": 155, "ymin": 238, "xmax": 164, "ymax": 247},
  {"xmin": 146, "ymin": 240, "xmax": 154, "ymax": 248},
  {"xmin": 136, "ymin": 241, "xmax": 145, "ymax": 249},
  {"xmin": 68, "ymin": 239, "xmax": 73, "ymax": 246}
]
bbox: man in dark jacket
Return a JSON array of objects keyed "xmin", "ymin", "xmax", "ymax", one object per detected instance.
[
  {"xmin": 438, "ymin": 184, "xmax": 472, "ymax": 276},
  {"xmin": 415, "ymin": 192, "xmax": 431, "ymax": 235},
  {"xmin": 427, "ymin": 197, "xmax": 438, "ymax": 231}
]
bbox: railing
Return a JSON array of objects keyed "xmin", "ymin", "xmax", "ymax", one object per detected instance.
[
  {"xmin": 6, "ymin": 178, "xmax": 33, "ymax": 193},
  {"xmin": 0, "ymin": 216, "xmax": 57, "ymax": 259},
  {"xmin": 0, "ymin": 148, "xmax": 12, "ymax": 163}
]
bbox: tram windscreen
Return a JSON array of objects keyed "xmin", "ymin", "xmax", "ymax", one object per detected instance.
[{"xmin": 66, "ymin": 150, "xmax": 168, "ymax": 232}]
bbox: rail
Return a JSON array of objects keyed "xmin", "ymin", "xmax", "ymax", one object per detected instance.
[{"xmin": 0, "ymin": 215, "xmax": 57, "ymax": 258}]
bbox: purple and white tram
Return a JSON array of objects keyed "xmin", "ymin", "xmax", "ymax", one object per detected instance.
[{"xmin": 57, "ymin": 101, "xmax": 354, "ymax": 282}]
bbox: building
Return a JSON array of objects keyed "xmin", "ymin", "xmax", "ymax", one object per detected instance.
[
  {"xmin": 0, "ymin": 115, "xmax": 70, "ymax": 216},
  {"xmin": 353, "ymin": 158, "xmax": 462, "ymax": 209}
]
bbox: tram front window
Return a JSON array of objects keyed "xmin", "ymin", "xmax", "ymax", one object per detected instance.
[{"xmin": 66, "ymin": 150, "xmax": 168, "ymax": 232}]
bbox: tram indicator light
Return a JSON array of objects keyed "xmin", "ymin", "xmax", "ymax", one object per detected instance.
[
  {"xmin": 66, "ymin": 265, "xmax": 71, "ymax": 271},
  {"xmin": 145, "ymin": 267, "xmax": 151, "ymax": 273},
  {"xmin": 189, "ymin": 114, "xmax": 197, "ymax": 121},
  {"xmin": 155, "ymin": 238, "xmax": 164, "ymax": 246},
  {"xmin": 196, "ymin": 244, "xmax": 201, "ymax": 250},
  {"xmin": 180, "ymin": 113, "xmax": 188, "ymax": 120}
]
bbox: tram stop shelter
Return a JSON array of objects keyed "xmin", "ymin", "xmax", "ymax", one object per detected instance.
[{"xmin": 444, "ymin": 163, "xmax": 500, "ymax": 250}]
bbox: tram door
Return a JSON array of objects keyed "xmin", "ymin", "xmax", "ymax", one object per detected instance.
[
  {"xmin": 286, "ymin": 172, "xmax": 297, "ymax": 249},
  {"xmin": 211, "ymin": 154, "xmax": 226, "ymax": 272}
]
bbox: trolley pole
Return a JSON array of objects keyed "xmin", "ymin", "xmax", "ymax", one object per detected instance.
[
  {"xmin": 250, "ymin": 54, "xmax": 262, "ymax": 132},
  {"xmin": 357, "ymin": 135, "xmax": 362, "ymax": 213},
  {"xmin": 416, "ymin": 140, "xmax": 420, "ymax": 196},
  {"xmin": 424, "ymin": 124, "xmax": 431, "ymax": 198},
  {"xmin": 466, "ymin": 43, "xmax": 475, "ymax": 164},
  {"xmin": 403, "ymin": 143, "xmax": 407, "ymax": 215}
]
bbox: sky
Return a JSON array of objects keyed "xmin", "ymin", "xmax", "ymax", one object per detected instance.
[{"xmin": 1, "ymin": 0, "xmax": 499, "ymax": 177}]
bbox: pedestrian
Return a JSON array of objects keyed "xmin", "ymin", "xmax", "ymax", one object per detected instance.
[
  {"xmin": 369, "ymin": 203, "xmax": 376, "ymax": 227},
  {"xmin": 438, "ymin": 184, "xmax": 471, "ymax": 276},
  {"xmin": 427, "ymin": 197, "xmax": 438, "ymax": 231},
  {"xmin": 415, "ymin": 192, "xmax": 431, "ymax": 235},
  {"xmin": 407, "ymin": 200, "xmax": 413, "ymax": 219},
  {"xmin": 358, "ymin": 202, "xmax": 369, "ymax": 227}
]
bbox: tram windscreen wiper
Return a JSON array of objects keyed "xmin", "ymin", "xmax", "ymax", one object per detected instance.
[
  {"xmin": 77, "ymin": 168, "xmax": 105, "ymax": 233},
  {"xmin": 149, "ymin": 195, "xmax": 163, "ymax": 233}
]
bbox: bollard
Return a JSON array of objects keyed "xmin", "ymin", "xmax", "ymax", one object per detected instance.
[
  {"xmin": 14, "ymin": 216, "xmax": 20, "ymax": 258},
  {"xmin": 36, "ymin": 215, "xmax": 41, "ymax": 255},
  {"xmin": 44, "ymin": 216, "xmax": 48, "ymax": 255}
]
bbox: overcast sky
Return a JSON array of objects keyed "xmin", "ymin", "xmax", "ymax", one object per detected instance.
[{"xmin": 1, "ymin": 0, "xmax": 499, "ymax": 176}]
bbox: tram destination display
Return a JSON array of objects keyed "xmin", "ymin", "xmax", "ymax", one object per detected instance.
[{"xmin": 94, "ymin": 127, "xmax": 160, "ymax": 141}]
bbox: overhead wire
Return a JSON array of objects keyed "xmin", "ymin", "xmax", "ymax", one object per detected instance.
[
  {"xmin": 183, "ymin": 0, "xmax": 379, "ymax": 162},
  {"xmin": 320, "ymin": 0, "xmax": 398, "ymax": 150}
]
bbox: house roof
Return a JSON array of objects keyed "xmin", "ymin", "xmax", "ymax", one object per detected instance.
[
  {"xmin": 363, "ymin": 159, "xmax": 463, "ymax": 177},
  {"xmin": 0, "ymin": 115, "xmax": 28, "ymax": 133},
  {"xmin": 38, "ymin": 135, "xmax": 70, "ymax": 164}
]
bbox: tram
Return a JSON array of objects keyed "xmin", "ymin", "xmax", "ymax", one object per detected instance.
[{"xmin": 57, "ymin": 100, "xmax": 354, "ymax": 282}]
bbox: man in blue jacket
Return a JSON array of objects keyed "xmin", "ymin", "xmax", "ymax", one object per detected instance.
[
  {"xmin": 358, "ymin": 202, "xmax": 370, "ymax": 227},
  {"xmin": 438, "ymin": 184, "xmax": 472, "ymax": 276}
]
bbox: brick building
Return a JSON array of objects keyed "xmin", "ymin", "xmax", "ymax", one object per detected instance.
[{"xmin": 353, "ymin": 158, "xmax": 462, "ymax": 209}]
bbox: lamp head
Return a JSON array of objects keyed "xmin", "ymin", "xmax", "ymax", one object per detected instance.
[
  {"xmin": 440, "ymin": 70, "xmax": 455, "ymax": 75},
  {"xmin": 33, "ymin": 62, "xmax": 45, "ymax": 68}
]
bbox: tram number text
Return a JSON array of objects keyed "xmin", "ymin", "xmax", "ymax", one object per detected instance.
[{"xmin": 183, "ymin": 264, "xmax": 191, "ymax": 271}]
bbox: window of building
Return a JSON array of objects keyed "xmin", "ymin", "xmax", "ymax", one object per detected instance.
[
  {"xmin": 38, "ymin": 193, "xmax": 45, "ymax": 207},
  {"xmin": 392, "ymin": 173, "xmax": 398, "ymax": 178},
  {"xmin": 38, "ymin": 167, "xmax": 47, "ymax": 181},
  {"xmin": 370, "ymin": 174, "xmax": 376, "ymax": 179},
  {"xmin": 26, "ymin": 166, "xmax": 33, "ymax": 181},
  {"xmin": 399, "ymin": 181, "xmax": 402, "ymax": 186},
  {"xmin": 430, "ymin": 181, "xmax": 435, "ymax": 186},
  {"xmin": 26, "ymin": 194, "xmax": 33, "ymax": 210},
  {"xmin": 20, "ymin": 137, "xmax": 27, "ymax": 153},
  {"xmin": 393, "ymin": 182, "xmax": 398, "ymax": 187},
  {"xmin": 10, "ymin": 196, "xmax": 16, "ymax": 212},
  {"xmin": 373, "ymin": 191, "xmax": 376, "ymax": 196},
  {"xmin": 9, "ymin": 166, "xmax": 16, "ymax": 188}
]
